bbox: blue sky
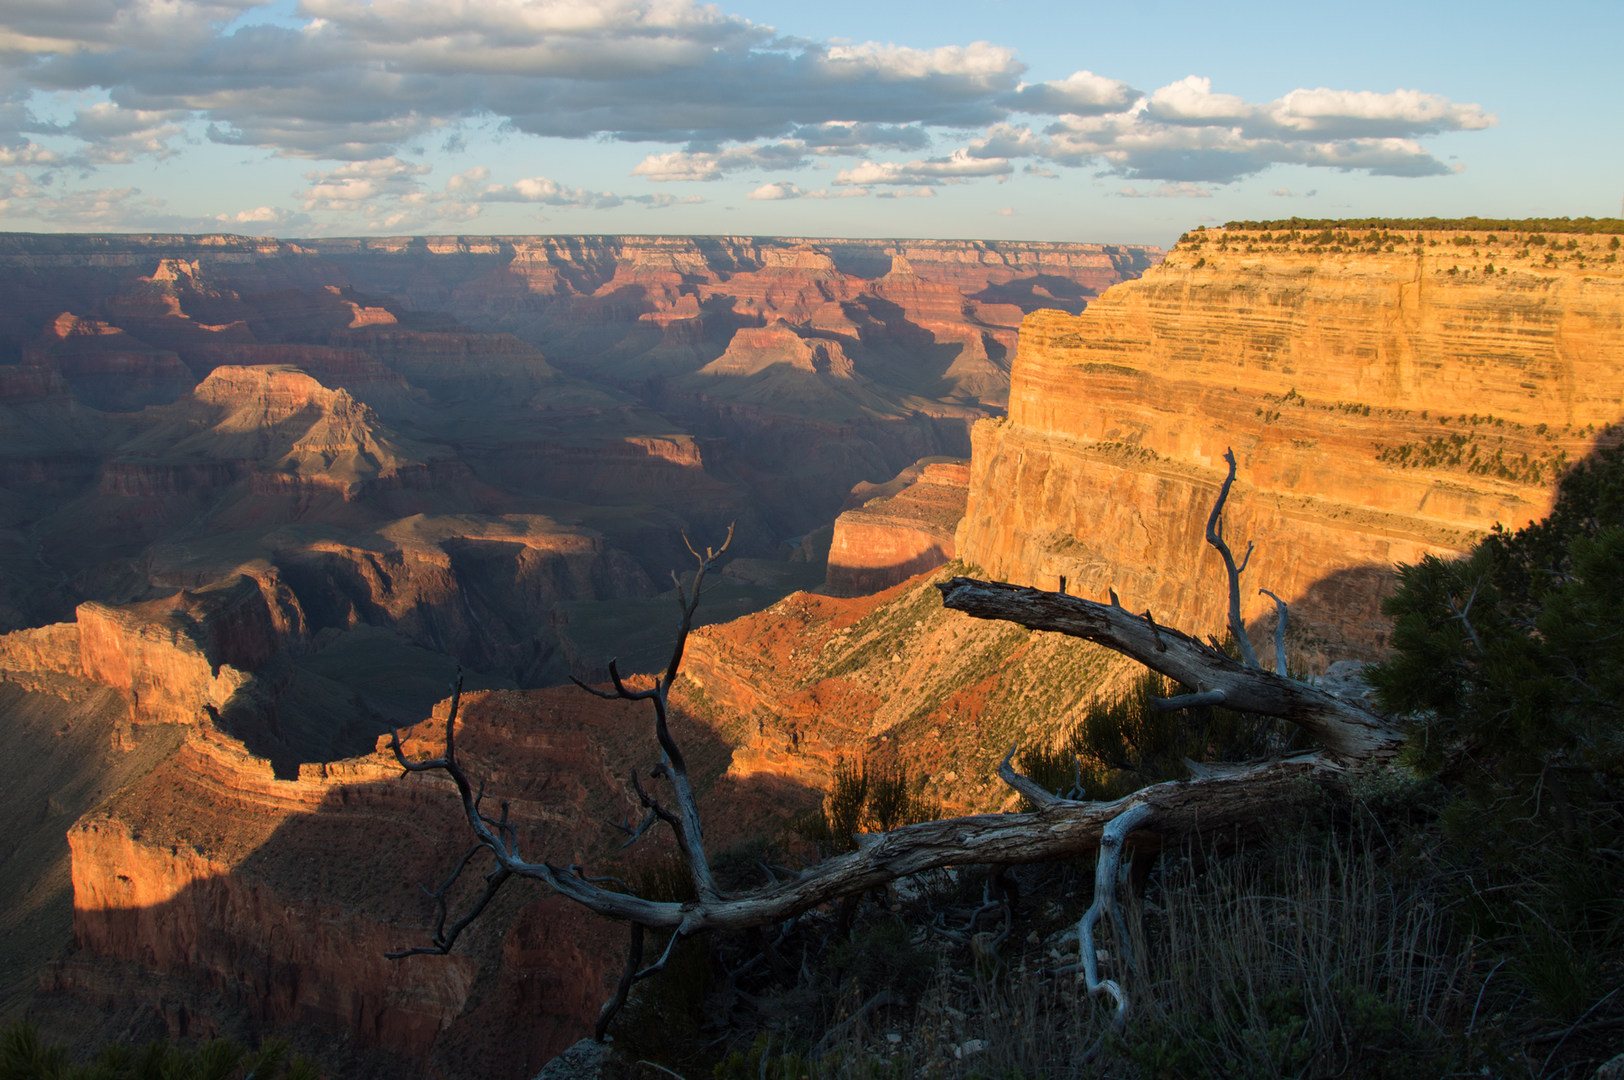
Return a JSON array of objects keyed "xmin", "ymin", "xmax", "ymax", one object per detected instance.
[{"xmin": 0, "ymin": 0, "xmax": 1617, "ymax": 245}]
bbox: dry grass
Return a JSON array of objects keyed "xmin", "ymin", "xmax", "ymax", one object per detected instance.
[{"xmin": 707, "ymin": 826, "xmax": 1486, "ymax": 1080}]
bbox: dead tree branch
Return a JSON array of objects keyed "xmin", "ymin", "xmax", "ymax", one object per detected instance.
[
  {"xmin": 1259, "ymin": 588, "xmax": 1289, "ymax": 676},
  {"xmin": 936, "ymin": 579, "xmax": 1401, "ymax": 763},
  {"xmin": 1076, "ymin": 802, "xmax": 1155, "ymax": 1026},
  {"xmin": 1207, "ymin": 447, "xmax": 1261, "ymax": 668}
]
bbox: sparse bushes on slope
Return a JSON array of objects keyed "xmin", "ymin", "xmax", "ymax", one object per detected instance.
[
  {"xmin": 794, "ymin": 757, "xmax": 942, "ymax": 855},
  {"xmin": 0, "ymin": 1024, "xmax": 320, "ymax": 1080}
]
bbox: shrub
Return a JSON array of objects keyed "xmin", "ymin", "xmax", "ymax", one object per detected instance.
[{"xmin": 1368, "ymin": 441, "xmax": 1624, "ymax": 1024}]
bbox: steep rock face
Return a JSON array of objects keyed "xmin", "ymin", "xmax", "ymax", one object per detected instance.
[
  {"xmin": 70, "ymin": 597, "xmax": 243, "ymax": 726},
  {"xmin": 63, "ymin": 685, "xmax": 801, "ymax": 1077},
  {"xmin": 958, "ymin": 229, "xmax": 1624, "ymax": 657},
  {"xmin": 67, "ymin": 725, "xmax": 478, "ymax": 1057},
  {"xmin": 0, "ymin": 572, "xmax": 300, "ymax": 729},
  {"xmin": 826, "ymin": 461, "xmax": 970, "ymax": 595}
]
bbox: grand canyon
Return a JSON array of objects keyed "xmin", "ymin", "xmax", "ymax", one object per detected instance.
[{"xmin": 2, "ymin": 224, "xmax": 1621, "ymax": 1077}]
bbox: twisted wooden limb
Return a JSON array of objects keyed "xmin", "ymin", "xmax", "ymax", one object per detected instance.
[
  {"xmin": 1260, "ymin": 588, "xmax": 1289, "ymax": 676},
  {"xmin": 1207, "ymin": 447, "xmax": 1261, "ymax": 669},
  {"xmin": 389, "ymin": 464, "xmax": 1406, "ymax": 1044},
  {"xmin": 1077, "ymin": 802, "xmax": 1155, "ymax": 1026},
  {"xmin": 572, "ymin": 522, "xmax": 736, "ymax": 903},
  {"xmin": 937, "ymin": 579, "xmax": 1401, "ymax": 763}
]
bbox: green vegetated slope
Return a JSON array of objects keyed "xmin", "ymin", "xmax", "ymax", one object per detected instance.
[{"xmin": 678, "ymin": 561, "xmax": 1146, "ymax": 815}]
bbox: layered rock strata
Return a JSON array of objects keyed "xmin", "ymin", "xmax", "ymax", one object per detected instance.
[
  {"xmin": 958, "ymin": 227, "xmax": 1624, "ymax": 657},
  {"xmin": 826, "ymin": 461, "xmax": 970, "ymax": 595},
  {"xmin": 60, "ymin": 686, "xmax": 801, "ymax": 1077}
]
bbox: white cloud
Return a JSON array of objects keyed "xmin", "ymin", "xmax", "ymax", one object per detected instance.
[
  {"xmin": 994, "ymin": 206, "xmax": 1015, "ymax": 216},
  {"xmin": 747, "ymin": 182, "xmax": 800, "ymax": 200},
  {"xmin": 1144, "ymin": 76, "xmax": 1252, "ymax": 125},
  {"xmin": 300, "ymin": 156, "xmax": 431, "ymax": 210},
  {"xmin": 632, "ymin": 141, "xmax": 812, "ymax": 182},
  {"xmin": 216, "ymin": 205, "xmax": 290, "ymax": 223},
  {"xmin": 481, "ymin": 173, "xmax": 698, "ymax": 210},
  {"xmin": 965, "ymin": 73, "xmax": 1490, "ymax": 183},
  {"xmin": 874, "ymin": 186, "xmax": 934, "ymax": 199},
  {"xmin": 1116, "ymin": 182, "xmax": 1212, "ymax": 198},
  {"xmin": 12, "ymin": 1, "xmax": 1026, "ymax": 161},
  {"xmin": 444, "ymin": 165, "xmax": 489, "ymax": 192},
  {"xmin": 59, "ymin": 102, "xmax": 187, "ymax": 163},
  {"xmin": 0, "ymin": 0, "xmax": 1499, "ymax": 227},
  {"xmin": 0, "ymin": 141, "xmax": 59, "ymax": 167},
  {"xmin": 836, "ymin": 147, "xmax": 1011, "ymax": 186},
  {"xmin": 1004, "ymin": 70, "xmax": 1140, "ymax": 115},
  {"xmin": 821, "ymin": 40, "xmax": 1017, "ymax": 82}
]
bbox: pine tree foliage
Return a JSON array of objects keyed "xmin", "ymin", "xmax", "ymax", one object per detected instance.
[{"xmin": 1368, "ymin": 442, "xmax": 1624, "ymax": 1022}]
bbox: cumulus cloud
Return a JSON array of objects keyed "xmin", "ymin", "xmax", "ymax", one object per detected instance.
[
  {"xmin": 215, "ymin": 204, "xmax": 293, "ymax": 223},
  {"xmin": 964, "ymin": 73, "xmax": 1491, "ymax": 183},
  {"xmin": 632, "ymin": 140, "xmax": 812, "ymax": 181},
  {"xmin": 747, "ymin": 182, "xmax": 800, "ymax": 200},
  {"xmin": 1003, "ymin": 70, "xmax": 1140, "ymax": 115},
  {"xmin": 300, "ymin": 156, "xmax": 431, "ymax": 211},
  {"xmin": 0, "ymin": 178, "xmax": 166, "ymax": 226},
  {"xmin": 789, "ymin": 122, "xmax": 929, "ymax": 152},
  {"xmin": 0, "ymin": 140, "xmax": 59, "ymax": 166},
  {"xmin": 480, "ymin": 173, "xmax": 700, "ymax": 210},
  {"xmin": 9, "ymin": 1, "xmax": 1025, "ymax": 160},
  {"xmin": 742, "ymin": 181, "xmax": 871, "ymax": 201},
  {"xmin": 1116, "ymin": 182, "xmax": 1212, "ymax": 198},
  {"xmin": 57, "ymin": 102, "xmax": 187, "ymax": 163},
  {"xmin": 836, "ymin": 147, "xmax": 1011, "ymax": 186}
]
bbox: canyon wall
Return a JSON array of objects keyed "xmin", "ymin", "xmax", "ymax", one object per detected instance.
[
  {"xmin": 825, "ymin": 461, "xmax": 969, "ymax": 595},
  {"xmin": 54, "ymin": 685, "xmax": 802, "ymax": 1077},
  {"xmin": 958, "ymin": 227, "xmax": 1624, "ymax": 657}
]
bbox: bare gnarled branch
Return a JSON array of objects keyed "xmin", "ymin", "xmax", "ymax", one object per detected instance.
[
  {"xmin": 1206, "ymin": 447, "xmax": 1262, "ymax": 669},
  {"xmin": 1260, "ymin": 588, "xmax": 1289, "ymax": 676}
]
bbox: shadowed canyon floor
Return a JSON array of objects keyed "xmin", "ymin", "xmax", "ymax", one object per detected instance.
[{"xmin": 3, "ymin": 225, "xmax": 1623, "ymax": 1077}]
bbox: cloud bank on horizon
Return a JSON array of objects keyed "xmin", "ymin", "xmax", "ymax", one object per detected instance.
[{"xmin": 0, "ymin": 0, "xmax": 1502, "ymax": 237}]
